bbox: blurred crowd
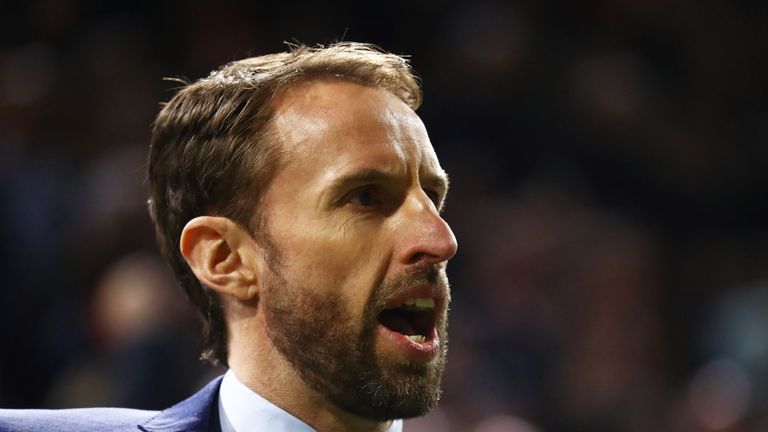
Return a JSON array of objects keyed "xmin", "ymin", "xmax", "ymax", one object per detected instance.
[{"xmin": 2, "ymin": 1, "xmax": 768, "ymax": 431}]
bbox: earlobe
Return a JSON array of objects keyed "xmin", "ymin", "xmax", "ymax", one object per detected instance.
[{"xmin": 180, "ymin": 216, "xmax": 259, "ymax": 301}]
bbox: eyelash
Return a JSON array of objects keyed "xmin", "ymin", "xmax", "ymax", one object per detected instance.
[
  {"xmin": 347, "ymin": 187, "xmax": 380, "ymax": 207},
  {"xmin": 344, "ymin": 186, "xmax": 443, "ymax": 211}
]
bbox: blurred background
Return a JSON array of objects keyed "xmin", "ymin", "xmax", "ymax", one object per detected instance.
[{"xmin": 2, "ymin": 0, "xmax": 768, "ymax": 431}]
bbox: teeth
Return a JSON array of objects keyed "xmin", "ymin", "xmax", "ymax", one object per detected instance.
[
  {"xmin": 407, "ymin": 335, "xmax": 426, "ymax": 343},
  {"xmin": 415, "ymin": 298, "xmax": 435, "ymax": 309},
  {"xmin": 402, "ymin": 298, "xmax": 435, "ymax": 310}
]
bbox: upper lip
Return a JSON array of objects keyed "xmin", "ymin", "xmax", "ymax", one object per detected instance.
[{"xmin": 383, "ymin": 285, "xmax": 446, "ymax": 311}]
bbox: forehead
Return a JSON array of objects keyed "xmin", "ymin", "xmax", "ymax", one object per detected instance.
[{"xmin": 269, "ymin": 80, "xmax": 441, "ymax": 175}]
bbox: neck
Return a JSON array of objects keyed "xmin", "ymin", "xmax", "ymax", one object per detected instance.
[{"xmin": 226, "ymin": 312, "xmax": 393, "ymax": 432}]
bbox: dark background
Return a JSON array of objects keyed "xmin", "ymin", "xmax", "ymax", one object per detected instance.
[{"xmin": 2, "ymin": 1, "xmax": 768, "ymax": 431}]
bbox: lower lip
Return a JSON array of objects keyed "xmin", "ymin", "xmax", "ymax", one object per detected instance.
[{"xmin": 377, "ymin": 324, "xmax": 440, "ymax": 361}]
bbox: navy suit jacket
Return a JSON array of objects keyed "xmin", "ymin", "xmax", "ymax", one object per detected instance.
[{"xmin": 0, "ymin": 376, "xmax": 224, "ymax": 432}]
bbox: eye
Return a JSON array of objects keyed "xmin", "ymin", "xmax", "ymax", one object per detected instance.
[
  {"xmin": 424, "ymin": 189, "xmax": 441, "ymax": 207},
  {"xmin": 347, "ymin": 186, "xmax": 379, "ymax": 207}
]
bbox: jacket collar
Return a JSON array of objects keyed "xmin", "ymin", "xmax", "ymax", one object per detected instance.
[{"xmin": 139, "ymin": 375, "xmax": 224, "ymax": 432}]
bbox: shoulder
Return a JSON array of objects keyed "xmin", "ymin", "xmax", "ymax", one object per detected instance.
[
  {"xmin": 0, "ymin": 407, "xmax": 157, "ymax": 431},
  {"xmin": 0, "ymin": 375, "xmax": 224, "ymax": 432}
]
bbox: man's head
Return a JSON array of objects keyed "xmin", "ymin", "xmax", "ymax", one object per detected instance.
[{"xmin": 148, "ymin": 43, "xmax": 457, "ymax": 421}]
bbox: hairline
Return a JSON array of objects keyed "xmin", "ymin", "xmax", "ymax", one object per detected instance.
[{"xmin": 149, "ymin": 43, "xmax": 424, "ymax": 366}]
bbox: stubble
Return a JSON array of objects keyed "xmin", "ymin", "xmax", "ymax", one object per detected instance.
[{"xmin": 263, "ymin": 264, "xmax": 450, "ymax": 420}]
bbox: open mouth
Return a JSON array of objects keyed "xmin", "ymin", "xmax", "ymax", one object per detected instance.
[{"xmin": 377, "ymin": 298, "xmax": 437, "ymax": 344}]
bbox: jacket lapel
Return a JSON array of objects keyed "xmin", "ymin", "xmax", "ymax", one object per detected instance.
[{"xmin": 139, "ymin": 375, "xmax": 224, "ymax": 432}]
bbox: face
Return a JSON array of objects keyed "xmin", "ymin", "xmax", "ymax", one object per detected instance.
[{"xmin": 258, "ymin": 80, "xmax": 457, "ymax": 420}]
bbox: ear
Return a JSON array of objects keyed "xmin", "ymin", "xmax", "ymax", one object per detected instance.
[{"xmin": 179, "ymin": 216, "xmax": 260, "ymax": 301}]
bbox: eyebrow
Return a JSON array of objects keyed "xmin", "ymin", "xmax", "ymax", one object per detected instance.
[
  {"xmin": 326, "ymin": 167, "xmax": 450, "ymax": 198},
  {"xmin": 423, "ymin": 171, "xmax": 450, "ymax": 195}
]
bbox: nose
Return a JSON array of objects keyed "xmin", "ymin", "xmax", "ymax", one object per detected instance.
[{"xmin": 397, "ymin": 193, "xmax": 458, "ymax": 266}]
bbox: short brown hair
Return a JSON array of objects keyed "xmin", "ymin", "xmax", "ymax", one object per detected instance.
[{"xmin": 148, "ymin": 42, "xmax": 422, "ymax": 366}]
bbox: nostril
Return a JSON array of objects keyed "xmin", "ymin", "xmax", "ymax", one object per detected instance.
[{"xmin": 407, "ymin": 252, "xmax": 427, "ymax": 265}]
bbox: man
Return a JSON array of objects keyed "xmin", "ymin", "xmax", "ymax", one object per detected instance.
[{"xmin": 0, "ymin": 42, "xmax": 457, "ymax": 431}]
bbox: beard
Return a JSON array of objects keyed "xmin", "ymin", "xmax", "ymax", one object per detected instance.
[{"xmin": 262, "ymin": 263, "xmax": 449, "ymax": 421}]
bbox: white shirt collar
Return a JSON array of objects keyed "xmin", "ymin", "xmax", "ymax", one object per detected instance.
[{"xmin": 218, "ymin": 369, "xmax": 403, "ymax": 432}]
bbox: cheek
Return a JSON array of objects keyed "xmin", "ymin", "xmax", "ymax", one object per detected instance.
[{"xmin": 278, "ymin": 225, "xmax": 392, "ymax": 308}]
